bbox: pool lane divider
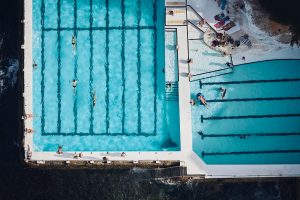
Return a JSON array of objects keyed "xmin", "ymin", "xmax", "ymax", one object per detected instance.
[
  {"xmin": 202, "ymin": 150, "xmax": 300, "ymax": 157},
  {"xmin": 201, "ymin": 114, "xmax": 300, "ymax": 122},
  {"xmin": 137, "ymin": 0, "xmax": 142, "ymax": 134},
  {"xmin": 200, "ymin": 78, "xmax": 300, "ymax": 88},
  {"xmin": 206, "ymin": 96, "xmax": 300, "ymax": 103},
  {"xmin": 89, "ymin": 0, "xmax": 94, "ymax": 134},
  {"xmin": 43, "ymin": 26, "xmax": 155, "ymax": 31},
  {"xmin": 42, "ymin": 132, "xmax": 156, "ymax": 136},
  {"xmin": 57, "ymin": 0, "xmax": 62, "ymax": 133},
  {"xmin": 105, "ymin": 0, "xmax": 110, "ymax": 134},
  {"xmin": 198, "ymin": 131, "xmax": 300, "ymax": 139},
  {"xmin": 73, "ymin": 0, "xmax": 78, "ymax": 134},
  {"xmin": 153, "ymin": 0, "xmax": 157, "ymax": 135},
  {"xmin": 40, "ymin": 0, "xmax": 45, "ymax": 134},
  {"xmin": 121, "ymin": 0, "xmax": 125, "ymax": 134}
]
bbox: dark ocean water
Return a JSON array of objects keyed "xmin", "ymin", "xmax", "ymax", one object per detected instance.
[
  {"xmin": 0, "ymin": 0, "xmax": 299, "ymax": 199},
  {"xmin": 257, "ymin": 0, "xmax": 300, "ymax": 33}
]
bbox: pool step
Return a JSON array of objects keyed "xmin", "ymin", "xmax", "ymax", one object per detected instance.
[
  {"xmin": 191, "ymin": 67, "xmax": 233, "ymax": 82},
  {"xmin": 165, "ymin": 82, "xmax": 179, "ymax": 101}
]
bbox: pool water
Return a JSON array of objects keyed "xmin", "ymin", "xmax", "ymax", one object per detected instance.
[
  {"xmin": 191, "ymin": 60, "xmax": 300, "ymax": 164},
  {"xmin": 32, "ymin": 0, "xmax": 181, "ymax": 151},
  {"xmin": 165, "ymin": 30, "xmax": 178, "ymax": 82}
]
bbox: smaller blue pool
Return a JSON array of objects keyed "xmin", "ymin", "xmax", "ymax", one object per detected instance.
[{"xmin": 191, "ymin": 59, "xmax": 300, "ymax": 164}]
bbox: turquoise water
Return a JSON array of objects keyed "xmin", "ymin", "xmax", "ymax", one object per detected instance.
[
  {"xmin": 165, "ymin": 30, "xmax": 178, "ymax": 82},
  {"xmin": 191, "ymin": 60, "xmax": 300, "ymax": 164},
  {"xmin": 32, "ymin": 0, "xmax": 180, "ymax": 151}
]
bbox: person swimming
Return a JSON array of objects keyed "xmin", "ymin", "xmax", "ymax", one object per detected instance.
[
  {"xmin": 166, "ymin": 82, "xmax": 172, "ymax": 91},
  {"xmin": 72, "ymin": 35, "xmax": 76, "ymax": 48},
  {"xmin": 220, "ymin": 87, "xmax": 227, "ymax": 99},
  {"xmin": 189, "ymin": 99, "xmax": 196, "ymax": 106},
  {"xmin": 33, "ymin": 60, "xmax": 38, "ymax": 69},
  {"xmin": 72, "ymin": 79, "xmax": 77, "ymax": 94},
  {"xmin": 92, "ymin": 91, "xmax": 96, "ymax": 107},
  {"xmin": 196, "ymin": 93, "xmax": 207, "ymax": 106},
  {"xmin": 239, "ymin": 134, "xmax": 247, "ymax": 139}
]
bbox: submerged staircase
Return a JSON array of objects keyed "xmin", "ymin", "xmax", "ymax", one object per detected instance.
[{"xmin": 165, "ymin": 82, "xmax": 179, "ymax": 101}]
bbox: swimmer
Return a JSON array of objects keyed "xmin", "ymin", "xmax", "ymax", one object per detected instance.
[
  {"xmin": 72, "ymin": 35, "xmax": 76, "ymax": 48},
  {"xmin": 220, "ymin": 87, "xmax": 227, "ymax": 99},
  {"xmin": 225, "ymin": 62, "xmax": 233, "ymax": 67},
  {"xmin": 189, "ymin": 99, "xmax": 196, "ymax": 106},
  {"xmin": 72, "ymin": 79, "xmax": 78, "ymax": 94},
  {"xmin": 239, "ymin": 135, "xmax": 247, "ymax": 139},
  {"xmin": 33, "ymin": 60, "xmax": 37, "ymax": 69},
  {"xmin": 92, "ymin": 91, "xmax": 96, "ymax": 107},
  {"xmin": 166, "ymin": 82, "xmax": 172, "ymax": 91},
  {"xmin": 196, "ymin": 93, "xmax": 207, "ymax": 107}
]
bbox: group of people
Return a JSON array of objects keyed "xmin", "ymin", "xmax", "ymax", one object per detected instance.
[
  {"xmin": 72, "ymin": 79, "xmax": 97, "ymax": 107},
  {"xmin": 71, "ymin": 35, "xmax": 97, "ymax": 107},
  {"xmin": 73, "ymin": 152, "xmax": 83, "ymax": 159},
  {"xmin": 211, "ymin": 32, "xmax": 240, "ymax": 49},
  {"xmin": 190, "ymin": 87, "xmax": 227, "ymax": 107}
]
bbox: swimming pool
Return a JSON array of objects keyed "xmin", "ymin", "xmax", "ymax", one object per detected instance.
[
  {"xmin": 191, "ymin": 59, "xmax": 300, "ymax": 164},
  {"xmin": 32, "ymin": 0, "xmax": 180, "ymax": 151}
]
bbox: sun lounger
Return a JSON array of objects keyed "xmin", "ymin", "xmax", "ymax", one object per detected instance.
[
  {"xmin": 214, "ymin": 13, "xmax": 225, "ymax": 21},
  {"xmin": 214, "ymin": 16, "xmax": 229, "ymax": 28},
  {"xmin": 239, "ymin": 34, "xmax": 252, "ymax": 48},
  {"xmin": 223, "ymin": 21, "xmax": 236, "ymax": 31},
  {"xmin": 220, "ymin": 0, "xmax": 227, "ymax": 10}
]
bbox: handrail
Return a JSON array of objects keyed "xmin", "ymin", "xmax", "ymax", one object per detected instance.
[
  {"xmin": 187, "ymin": 20, "xmax": 204, "ymax": 33},
  {"xmin": 198, "ymin": 131, "xmax": 300, "ymax": 139},
  {"xmin": 191, "ymin": 66, "xmax": 232, "ymax": 77},
  {"xmin": 187, "ymin": 5, "xmax": 217, "ymax": 33},
  {"xmin": 190, "ymin": 71, "xmax": 233, "ymax": 82},
  {"xmin": 186, "ymin": 5, "xmax": 204, "ymax": 20}
]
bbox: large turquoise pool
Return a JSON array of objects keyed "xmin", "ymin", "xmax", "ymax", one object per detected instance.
[
  {"xmin": 32, "ymin": 0, "xmax": 181, "ymax": 151},
  {"xmin": 191, "ymin": 60, "xmax": 300, "ymax": 164}
]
